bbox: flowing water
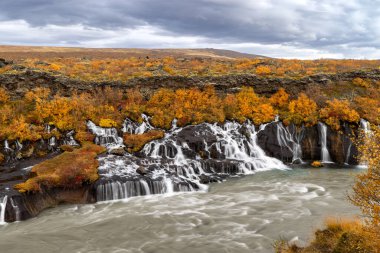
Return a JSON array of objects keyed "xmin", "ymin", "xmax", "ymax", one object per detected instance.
[{"xmin": 0, "ymin": 167, "xmax": 361, "ymax": 253}]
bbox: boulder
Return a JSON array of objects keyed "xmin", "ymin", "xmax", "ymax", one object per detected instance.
[
  {"xmin": 109, "ymin": 147, "xmax": 126, "ymax": 156},
  {"xmin": 136, "ymin": 166, "xmax": 147, "ymax": 175}
]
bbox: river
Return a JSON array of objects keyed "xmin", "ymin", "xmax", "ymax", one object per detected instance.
[{"xmin": 0, "ymin": 167, "xmax": 362, "ymax": 253}]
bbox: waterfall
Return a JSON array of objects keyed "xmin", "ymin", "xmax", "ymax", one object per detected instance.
[
  {"xmin": 87, "ymin": 121, "xmax": 124, "ymax": 149},
  {"xmin": 360, "ymin": 119, "xmax": 371, "ymax": 135},
  {"xmin": 359, "ymin": 119, "xmax": 372, "ymax": 166},
  {"xmin": 4, "ymin": 140, "xmax": 11, "ymax": 151},
  {"xmin": 122, "ymin": 114, "xmax": 154, "ymax": 134},
  {"xmin": 0, "ymin": 196, "xmax": 8, "ymax": 225},
  {"xmin": 318, "ymin": 123, "xmax": 333, "ymax": 163},
  {"xmin": 96, "ymin": 120, "xmax": 287, "ymax": 202},
  {"xmin": 63, "ymin": 130, "xmax": 80, "ymax": 146},
  {"xmin": 276, "ymin": 123, "xmax": 304, "ymax": 164},
  {"xmin": 345, "ymin": 142, "xmax": 352, "ymax": 165}
]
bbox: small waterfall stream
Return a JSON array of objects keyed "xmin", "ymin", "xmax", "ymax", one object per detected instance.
[
  {"xmin": 360, "ymin": 119, "xmax": 371, "ymax": 135},
  {"xmin": 276, "ymin": 123, "xmax": 304, "ymax": 164},
  {"xmin": 318, "ymin": 123, "xmax": 333, "ymax": 163},
  {"xmin": 0, "ymin": 196, "xmax": 8, "ymax": 225}
]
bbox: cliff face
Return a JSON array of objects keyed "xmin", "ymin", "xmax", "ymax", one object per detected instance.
[
  {"xmin": 1, "ymin": 69, "xmax": 380, "ymax": 99},
  {"xmin": 257, "ymin": 122, "xmax": 359, "ymax": 165}
]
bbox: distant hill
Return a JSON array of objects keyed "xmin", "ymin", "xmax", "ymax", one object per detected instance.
[{"xmin": 0, "ymin": 45, "xmax": 267, "ymax": 60}]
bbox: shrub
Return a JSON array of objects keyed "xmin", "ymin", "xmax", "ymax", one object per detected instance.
[
  {"xmin": 256, "ymin": 65, "xmax": 271, "ymax": 75},
  {"xmin": 311, "ymin": 161, "xmax": 323, "ymax": 167},
  {"xmin": 353, "ymin": 77, "xmax": 370, "ymax": 88},
  {"xmin": 99, "ymin": 118, "xmax": 117, "ymax": 128}
]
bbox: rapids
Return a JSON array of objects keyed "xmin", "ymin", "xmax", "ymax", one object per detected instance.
[{"xmin": 0, "ymin": 167, "xmax": 361, "ymax": 253}]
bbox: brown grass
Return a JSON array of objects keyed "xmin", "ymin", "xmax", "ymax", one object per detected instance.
[{"xmin": 14, "ymin": 142, "xmax": 106, "ymax": 193}]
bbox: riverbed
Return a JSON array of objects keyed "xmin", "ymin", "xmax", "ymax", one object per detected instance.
[{"xmin": 0, "ymin": 167, "xmax": 362, "ymax": 253}]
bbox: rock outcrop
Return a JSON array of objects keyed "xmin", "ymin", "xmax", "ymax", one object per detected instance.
[{"xmin": 1, "ymin": 69, "xmax": 380, "ymax": 99}]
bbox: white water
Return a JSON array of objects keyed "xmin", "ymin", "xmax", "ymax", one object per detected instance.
[
  {"xmin": 0, "ymin": 195, "xmax": 8, "ymax": 225},
  {"xmin": 276, "ymin": 123, "xmax": 304, "ymax": 163},
  {"xmin": 360, "ymin": 119, "xmax": 371, "ymax": 135},
  {"xmin": 318, "ymin": 123, "xmax": 333, "ymax": 163},
  {"xmin": 95, "ymin": 120, "xmax": 287, "ymax": 202},
  {"xmin": 0, "ymin": 168, "xmax": 361, "ymax": 253},
  {"xmin": 87, "ymin": 120, "xmax": 124, "ymax": 149},
  {"xmin": 122, "ymin": 114, "xmax": 154, "ymax": 134},
  {"xmin": 345, "ymin": 142, "xmax": 352, "ymax": 165}
]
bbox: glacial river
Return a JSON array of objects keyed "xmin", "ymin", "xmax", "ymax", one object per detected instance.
[{"xmin": 0, "ymin": 167, "xmax": 362, "ymax": 253}]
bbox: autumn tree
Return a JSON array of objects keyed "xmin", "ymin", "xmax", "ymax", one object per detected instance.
[
  {"xmin": 285, "ymin": 93, "xmax": 318, "ymax": 126},
  {"xmin": 351, "ymin": 128, "xmax": 380, "ymax": 229},
  {"xmin": 319, "ymin": 99, "xmax": 360, "ymax": 130}
]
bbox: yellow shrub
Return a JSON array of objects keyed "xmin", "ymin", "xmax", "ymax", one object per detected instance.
[{"xmin": 99, "ymin": 118, "xmax": 117, "ymax": 128}]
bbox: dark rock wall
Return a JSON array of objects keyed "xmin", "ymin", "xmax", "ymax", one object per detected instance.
[{"xmin": 1, "ymin": 69, "xmax": 380, "ymax": 99}]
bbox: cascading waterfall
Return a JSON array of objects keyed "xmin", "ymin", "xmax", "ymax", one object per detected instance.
[
  {"xmin": 96, "ymin": 119, "xmax": 287, "ymax": 202},
  {"xmin": 122, "ymin": 114, "xmax": 154, "ymax": 134},
  {"xmin": 0, "ymin": 196, "xmax": 8, "ymax": 225},
  {"xmin": 87, "ymin": 121, "xmax": 124, "ymax": 149},
  {"xmin": 318, "ymin": 122, "xmax": 333, "ymax": 163},
  {"xmin": 276, "ymin": 123, "xmax": 304, "ymax": 163}
]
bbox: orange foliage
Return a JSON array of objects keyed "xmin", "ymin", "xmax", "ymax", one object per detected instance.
[
  {"xmin": 269, "ymin": 88, "xmax": 289, "ymax": 110},
  {"xmin": 146, "ymin": 86, "xmax": 224, "ymax": 128},
  {"xmin": 255, "ymin": 65, "xmax": 271, "ymax": 75},
  {"xmin": 354, "ymin": 97, "xmax": 380, "ymax": 125},
  {"xmin": 285, "ymin": 93, "xmax": 318, "ymax": 126},
  {"xmin": 319, "ymin": 99, "xmax": 360, "ymax": 130}
]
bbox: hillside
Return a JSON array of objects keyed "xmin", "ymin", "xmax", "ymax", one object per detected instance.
[{"xmin": 0, "ymin": 45, "xmax": 266, "ymax": 60}]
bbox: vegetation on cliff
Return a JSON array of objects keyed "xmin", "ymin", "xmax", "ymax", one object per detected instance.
[
  {"xmin": 14, "ymin": 142, "xmax": 106, "ymax": 193},
  {"xmin": 0, "ymin": 82, "xmax": 377, "ymax": 151}
]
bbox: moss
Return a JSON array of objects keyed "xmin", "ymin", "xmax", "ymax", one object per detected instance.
[
  {"xmin": 123, "ymin": 130, "xmax": 165, "ymax": 152},
  {"xmin": 14, "ymin": 142, "xmax": 106, "ymax": 193}
]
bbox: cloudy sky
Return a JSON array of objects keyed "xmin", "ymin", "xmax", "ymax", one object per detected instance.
[{"xmin": 0, "ymin": 0, "xmax": 379, "ymax": 59}]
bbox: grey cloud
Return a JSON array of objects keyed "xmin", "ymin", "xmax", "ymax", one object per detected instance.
[{"xmin": 0, "ymin": 0, "xmax": 379, "ymax": 58}]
